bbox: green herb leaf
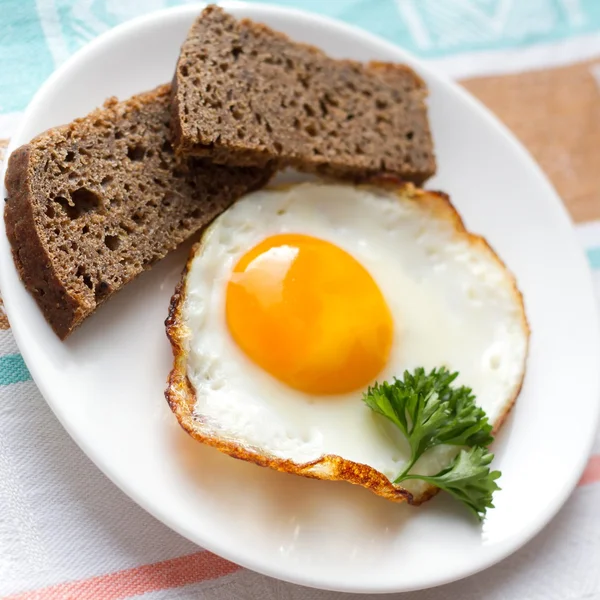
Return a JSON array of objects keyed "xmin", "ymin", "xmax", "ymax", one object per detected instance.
[
  {"xmin": 363, "ymin": 367, "xmax": 493, "ymax": 475},
  {"xmin": 395, "ymin": 447, "xmax": 501, "ymax": 521},
  {"xmin": 363, "ymin": 367, "xmax": 499, "ymax": 519}
]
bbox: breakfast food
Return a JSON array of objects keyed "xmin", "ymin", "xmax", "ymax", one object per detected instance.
[
  {"xmin": 359, "ymin": 367, "xmax": 501, "ymax": 519},
  {"xmin": 171, "ymin": 6, "xmax": 436, "ymax": 184},
  {"xmin": 3, "ymin": 2, "xmax": 528, "ymax": 517},
  {"xmin": 166, "ymin": 181, "xmax": 529, "ymax": 508},
  {"xmin": 4, "ymin": 84, "xmax": 273, "ymax": 339}
]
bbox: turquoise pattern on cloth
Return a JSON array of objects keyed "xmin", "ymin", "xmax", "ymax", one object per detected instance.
[
  {"xmin": 3, "ymin": 0, "xmax": 600, "ymax": 113},
  {"xmin": 588, "ymin": 247, "xmax": 600, "ymax": 270},
  {"xmin": 0, "ymin": 354, "xmax": 31, "ymax": 385}
]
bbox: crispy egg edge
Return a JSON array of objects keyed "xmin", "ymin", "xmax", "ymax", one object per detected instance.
[{"xmin": 164, "ymin": 180, "xmax": 530, "ymax": 506}]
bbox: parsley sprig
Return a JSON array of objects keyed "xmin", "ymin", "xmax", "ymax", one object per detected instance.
[{"xmin": 363, "ymin": 367, "xmax": 500, "ymax": 520}]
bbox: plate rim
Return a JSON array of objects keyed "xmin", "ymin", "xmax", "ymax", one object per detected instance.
[{"xmin": 1, "ymin": 2, "xmax": 599, "ymax": 593}]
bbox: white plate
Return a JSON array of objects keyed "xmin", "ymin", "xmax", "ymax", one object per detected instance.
[{"xmin": 1, "ymin": 2, "xmax": 599, "ymax": 594}]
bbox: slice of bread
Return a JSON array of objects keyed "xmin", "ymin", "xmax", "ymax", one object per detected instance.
[
  {"xmin": 171, "ymin": 5, "xmax": 436, "ymax": 184},
  {"xmin": 4, "ymin": 84, "xmax": 273, "ymax": 339}
]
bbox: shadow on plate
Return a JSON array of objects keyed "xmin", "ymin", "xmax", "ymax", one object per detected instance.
[{"xmin": 170, "ymin": 420, "xmax": 418, "ymax": 565}]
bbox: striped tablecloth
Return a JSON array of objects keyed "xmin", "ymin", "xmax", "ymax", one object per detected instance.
[{"xmin": 1, "ymin": 1, "xmax": 600, "ymax": 598}]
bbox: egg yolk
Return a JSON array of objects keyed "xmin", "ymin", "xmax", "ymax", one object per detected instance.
[{"xmin": 225, "ymin": 234, "xmax": 393, "ymax": 395}]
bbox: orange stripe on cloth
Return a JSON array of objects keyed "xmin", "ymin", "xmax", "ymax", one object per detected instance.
[
  {"xmin": 579, "ymin": 454, "xmax": 600, "ymax": 486},
  {"xmin": 6, "ymin": 454, "xmax": 600, "ymax": 600},
  {"xmin": 5, "ymin": 551, "xmax": 240, "ymax": 600}
]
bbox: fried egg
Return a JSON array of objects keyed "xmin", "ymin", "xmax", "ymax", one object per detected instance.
[{"xmin": 166, "ymin": 182, "xmax": 529, "ymax": 504}]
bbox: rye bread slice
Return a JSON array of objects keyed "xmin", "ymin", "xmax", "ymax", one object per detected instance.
[
  {"xmin": 171, "ymin": 5, "xmax": 436, "ymax": 184},
  {"xmin": 4, "ymin": 84, "xmax": 272, "ymax": 339}
]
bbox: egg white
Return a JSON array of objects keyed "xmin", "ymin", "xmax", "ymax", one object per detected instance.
[{"xmin": 181, "ymin": 182, "xmax": 528, "ymax": 494}]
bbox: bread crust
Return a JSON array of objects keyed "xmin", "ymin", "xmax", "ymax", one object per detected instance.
[
  {"xmin": 4, "ymin": 85, "xmax": 273, "ymax": 339},
  {"xmin": 172, "ymin": 5, "xmax": 436, "ymax": 184},
  {"xmin": 5, "ymin": 146, "xmax": 84, "ymax": 338}
]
